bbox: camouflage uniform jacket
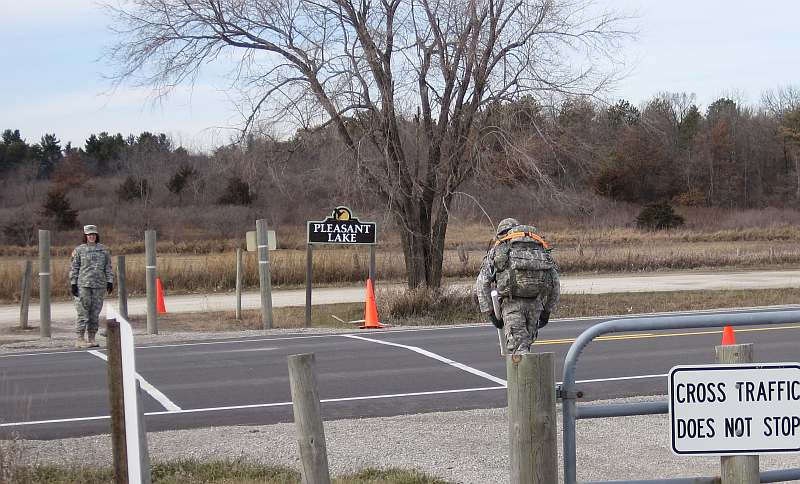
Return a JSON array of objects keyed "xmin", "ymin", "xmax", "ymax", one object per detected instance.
[
  {"xmin": 475, "ymin": 241, "xmax": 561, "ymax": 314},
  {"xmin": 69, "ymin": 243, "xmax": 114, "ymax": 288}
]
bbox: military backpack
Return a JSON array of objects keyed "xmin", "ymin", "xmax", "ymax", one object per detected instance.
[{"xmin": 492, "ymin": 225, "xmax": 556, "ymax": 299}]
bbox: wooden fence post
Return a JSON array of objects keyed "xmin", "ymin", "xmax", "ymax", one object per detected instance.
[
  {"xmin": 145, "ymin": 230, "xmax": 158, "ymax": 334},
  {"xmin": 106, "ymin": 320, "xmax": 129, "ymax": 484},
  {"xmin": 716, "ymin": 343, "xmax": 759, "ymax": 484},
  {"xmin": 305, "ymin": 244, "xmax": 313, "ymax": 328},
  {"xmin": 288, "ymin": 353, "xmax": 331, "ymax": 484},
  {"xmin": 507, "ymin": 352, "xmax": 558, "ymax": 484},
  {"xmin": 117, "ymin": 255, "xmax": 128, "ymax": 320},
  {"xmin": 38, "ymin": 229, "xmax": 51, "ymax": 338},
  {"xmin": 235, "ymin": 248, "xmax": 243, "ymax": 320},
  {"xmin": 256, "ymin": 219, "xmax": 274, "ymax": 329}
]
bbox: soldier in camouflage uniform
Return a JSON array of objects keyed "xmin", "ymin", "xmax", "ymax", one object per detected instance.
[
  {"xmin": 69, "ymin": 225, "xmax": 114, "ymax": 348},
  {"xmin": 476, "ymin": 218, "xmax": 560, "ymax": 355}
]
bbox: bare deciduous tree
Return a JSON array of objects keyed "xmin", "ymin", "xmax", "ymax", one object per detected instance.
[{"xmin": 108, "ymin": 0, "xmax": 630, "ymax": 288}]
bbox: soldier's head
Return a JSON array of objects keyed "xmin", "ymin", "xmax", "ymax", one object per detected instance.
[
  {"xmin": 496, "ymin": 218, "xmax": 519, "ymax": 237},
  {"xmin": 82, "ymin": 225, "xmax": 100, "ymax": 244}
]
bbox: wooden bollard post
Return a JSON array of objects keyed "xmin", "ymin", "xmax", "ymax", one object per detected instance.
[
  {"xmin": 288, "ymin": 353, "xmax": 331, "ymax": 484},
  {"xmin": 305, "ymin": 244, "xmax": 313, "ymax": 328},
  {"xmin": 235, "ymin": 248, "xmax": 243, "ymax": 320},
  {"xmin": 19, "ymin": 260, "xmax": 32, "ymax": 329},
  {"xmin": 145, "ymin": 230, "xmax": 158, "ymax": 334},
  {"xmin": 107, "ymin": 317, "xmax": 152, "ymax": 484},
  {"xmin": 716, "ymin": 343, "xmax": 759, "ymax": 484},
  {"xmin": 106, "ymin": 320, "xmax": 129, "ymax": 483},
  {"xmin": 38, "ymin": 229, "xmax": 51, "ymax": 338},
  {"xmin": 507, "ymin": 352, "xmax": 558, "ymax": 484},
  {"xmin": 256, "ymin": 219, "xmax": 273, "ymax": 329},
  {"xmin": 117, "ymin": 255, "xmax": 128, "ymax": 320}
]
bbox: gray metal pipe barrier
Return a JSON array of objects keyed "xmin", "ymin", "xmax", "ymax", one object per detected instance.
[
  {"xmin": 561, "ymin": 309, "xmax": 800, "ymax": 484},
  {"xmin": 576, "ymin": 400, "xmax": 667, "ymax": 419},
  {"xmin": 584, "ymin": 479, "xmax": 719, "ymax": 484}
]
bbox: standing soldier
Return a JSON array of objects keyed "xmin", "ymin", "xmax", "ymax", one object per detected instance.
[
  {"xmin": 70, "ymin": 225, "xmax": 114, "ymax": 348},
  {"xmin": 476, "ymin": 218, "xmax": 560, "ymax": 355}
]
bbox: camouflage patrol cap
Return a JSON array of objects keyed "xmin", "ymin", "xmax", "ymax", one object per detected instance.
[
  {"xmin": 496, "ymin": 218, "xmax": 519, "ymax": 236},
  {"xmin": 83, "ymin": 225, "xmax": 98, "ymax": 235}
]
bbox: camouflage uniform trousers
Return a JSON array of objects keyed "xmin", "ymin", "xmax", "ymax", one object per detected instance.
[
  {"xmin": 501, "ymin": 297, "xmax": 544, "ymax": 355},
  {"xmin": 75, "ymin": 286, "xmax": 105, "ymax": 337}
]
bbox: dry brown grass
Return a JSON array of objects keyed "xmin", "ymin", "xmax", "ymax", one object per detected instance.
[
  {"xmin": 4, "ymin": 222, "xmax": 800, "ymax": 303},
  {"xmin": 0, "ymin": 459, "xmax": 448, "ymax": 484},
  {"xmin": 0, "ymin": 434, "xmax": 29, "ymax": 483},
  {"xmin": 133, "ymin": 302, "xmax": 365, "ymax": 332}
]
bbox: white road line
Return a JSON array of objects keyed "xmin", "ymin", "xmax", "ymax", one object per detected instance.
[
  {"xmin": 87, "ymin": 350, "xmax": 182, "ymax": 412},
  {"xmin": 0, "ymin": 326, "xmax": 489, "ymax": 359},
  {"xmin": 0, "ymin": 372, "xmax": 671, "ymax": 428},
  {"xmin": 0, "ymin": 415, "xmax": 110, "ymax": 427},
  {"xmin": 0, "ymin": 385, "xmax": 504, "ymax": 427},
  {"xmin": 343, "ymin": 334, "xmax": 508, "ymax": 386}
]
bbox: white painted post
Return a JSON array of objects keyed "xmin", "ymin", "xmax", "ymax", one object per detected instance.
[{"xmin": 491, "ymin": 290, "xmax": 507, "ymax": 356}]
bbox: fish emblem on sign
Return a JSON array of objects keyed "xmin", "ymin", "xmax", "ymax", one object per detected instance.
[{"xmin": 307, "ymin": 206, "xmax": 377, "ymax": 244}]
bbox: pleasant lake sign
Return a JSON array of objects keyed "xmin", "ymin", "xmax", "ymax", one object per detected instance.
[{"xmin": 307, "ymin": 207, "xmax": 377, "ymax": 245}]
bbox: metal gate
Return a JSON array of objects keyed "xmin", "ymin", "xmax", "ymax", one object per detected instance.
[{"xmin": 559, "ymin": 309, "xmax": 800, "ymax": 484}]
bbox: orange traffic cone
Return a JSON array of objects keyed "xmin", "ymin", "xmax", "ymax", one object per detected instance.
[
  {"xmin": 156, "ymin": 277, "xmax": 167, "ymax": 314},
  {"xmin": 360, "ymin": 278, "xmax": 384, "ymax": 329},
  {"xmin": 721, "ymin": 325, "xmax": 736, "ymax": 345}
]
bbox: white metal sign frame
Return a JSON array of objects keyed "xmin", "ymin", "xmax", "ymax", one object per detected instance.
[{"xmin": 669, "ymin": 363, "xmax": 800, "ymax": 456}]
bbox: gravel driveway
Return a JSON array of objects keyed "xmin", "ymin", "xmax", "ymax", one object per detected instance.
[{"xmin": 10, "ymin": 395, "xmax": 800, "ymax": 483}]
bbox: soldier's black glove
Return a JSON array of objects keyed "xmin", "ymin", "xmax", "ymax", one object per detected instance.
[
  {"xmin": 538, "ymin": 310, "xmax": 551, "ymax": 329},
  {"xmin": 487, "ymin": 311, "xmax": 503, "ymax": 329},
  {"xmin": 71, "ymin": 284, "xmax": 79, "ymax": 297},
  {"xmin": 107, "ymin": 282, "xmax": 113, "ymax": 294}
]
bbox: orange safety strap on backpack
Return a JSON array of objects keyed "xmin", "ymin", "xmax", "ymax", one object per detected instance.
[{"xmin": 494, "ymin": 231, "xmax": 551, "ymax": 250}]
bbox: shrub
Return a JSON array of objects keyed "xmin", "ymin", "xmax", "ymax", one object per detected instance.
[
  {"xmin": 2, "ymin": 219, "xmax": 37, "ymax": 246},
  {"xmin": 117, "ymin": 175, "xmax": 150, "ymax": 202},
  {"xmin": 166, "ymin": 164, "xmax": 197, "ymax": 202},
  {"xmin": 217, "ymin": 176, "xmax": 254, "ymax": 205},
  {"xmin": 635, "ymin": 202, "xmax": 684, "ymax": 230},
  {"xmin": 380, "ymin": 286, "xmax": 481, "ymax": 325},
  {"xmin": 41, "ymin": 188, "xmax": 79, "ymax": 230}
]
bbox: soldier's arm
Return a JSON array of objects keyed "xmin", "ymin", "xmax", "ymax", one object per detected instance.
[
  {"xmin": 545, "ymin": 266, "xmax": 560, "ymax": 313},
  {"xmin": 475, "ymin": 255, "xmax": 494, "ymax": 314},
  {"xmin": 104, "ymin": 247, "xmax": 114, "ymax": 283},
  {"xmin": 69, "ymin": 248, "xmax": 81, "ymax": 285}
]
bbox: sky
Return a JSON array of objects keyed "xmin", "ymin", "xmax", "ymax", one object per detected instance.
[{"xmin": 1, "ymin": 0, "xmax": 799, "ymax": 153}]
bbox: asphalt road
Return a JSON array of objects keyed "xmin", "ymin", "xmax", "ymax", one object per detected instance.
[
  {"xmin": 2, "ymin": 306, "xmax": 800, "ymax": 440},
  {"xmin": 3, "ymin": 269, "xmax": 800, "ymax": 325}
]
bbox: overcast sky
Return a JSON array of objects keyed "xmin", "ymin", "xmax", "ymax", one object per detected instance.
[{"xmin": 2, "ymin": 0, "xmax": 798, "ymax": 153}]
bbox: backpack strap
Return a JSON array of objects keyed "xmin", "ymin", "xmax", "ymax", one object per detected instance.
[{"xmin": 494, "ymin": 231, "xmax": 551, "ymax": 250}]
